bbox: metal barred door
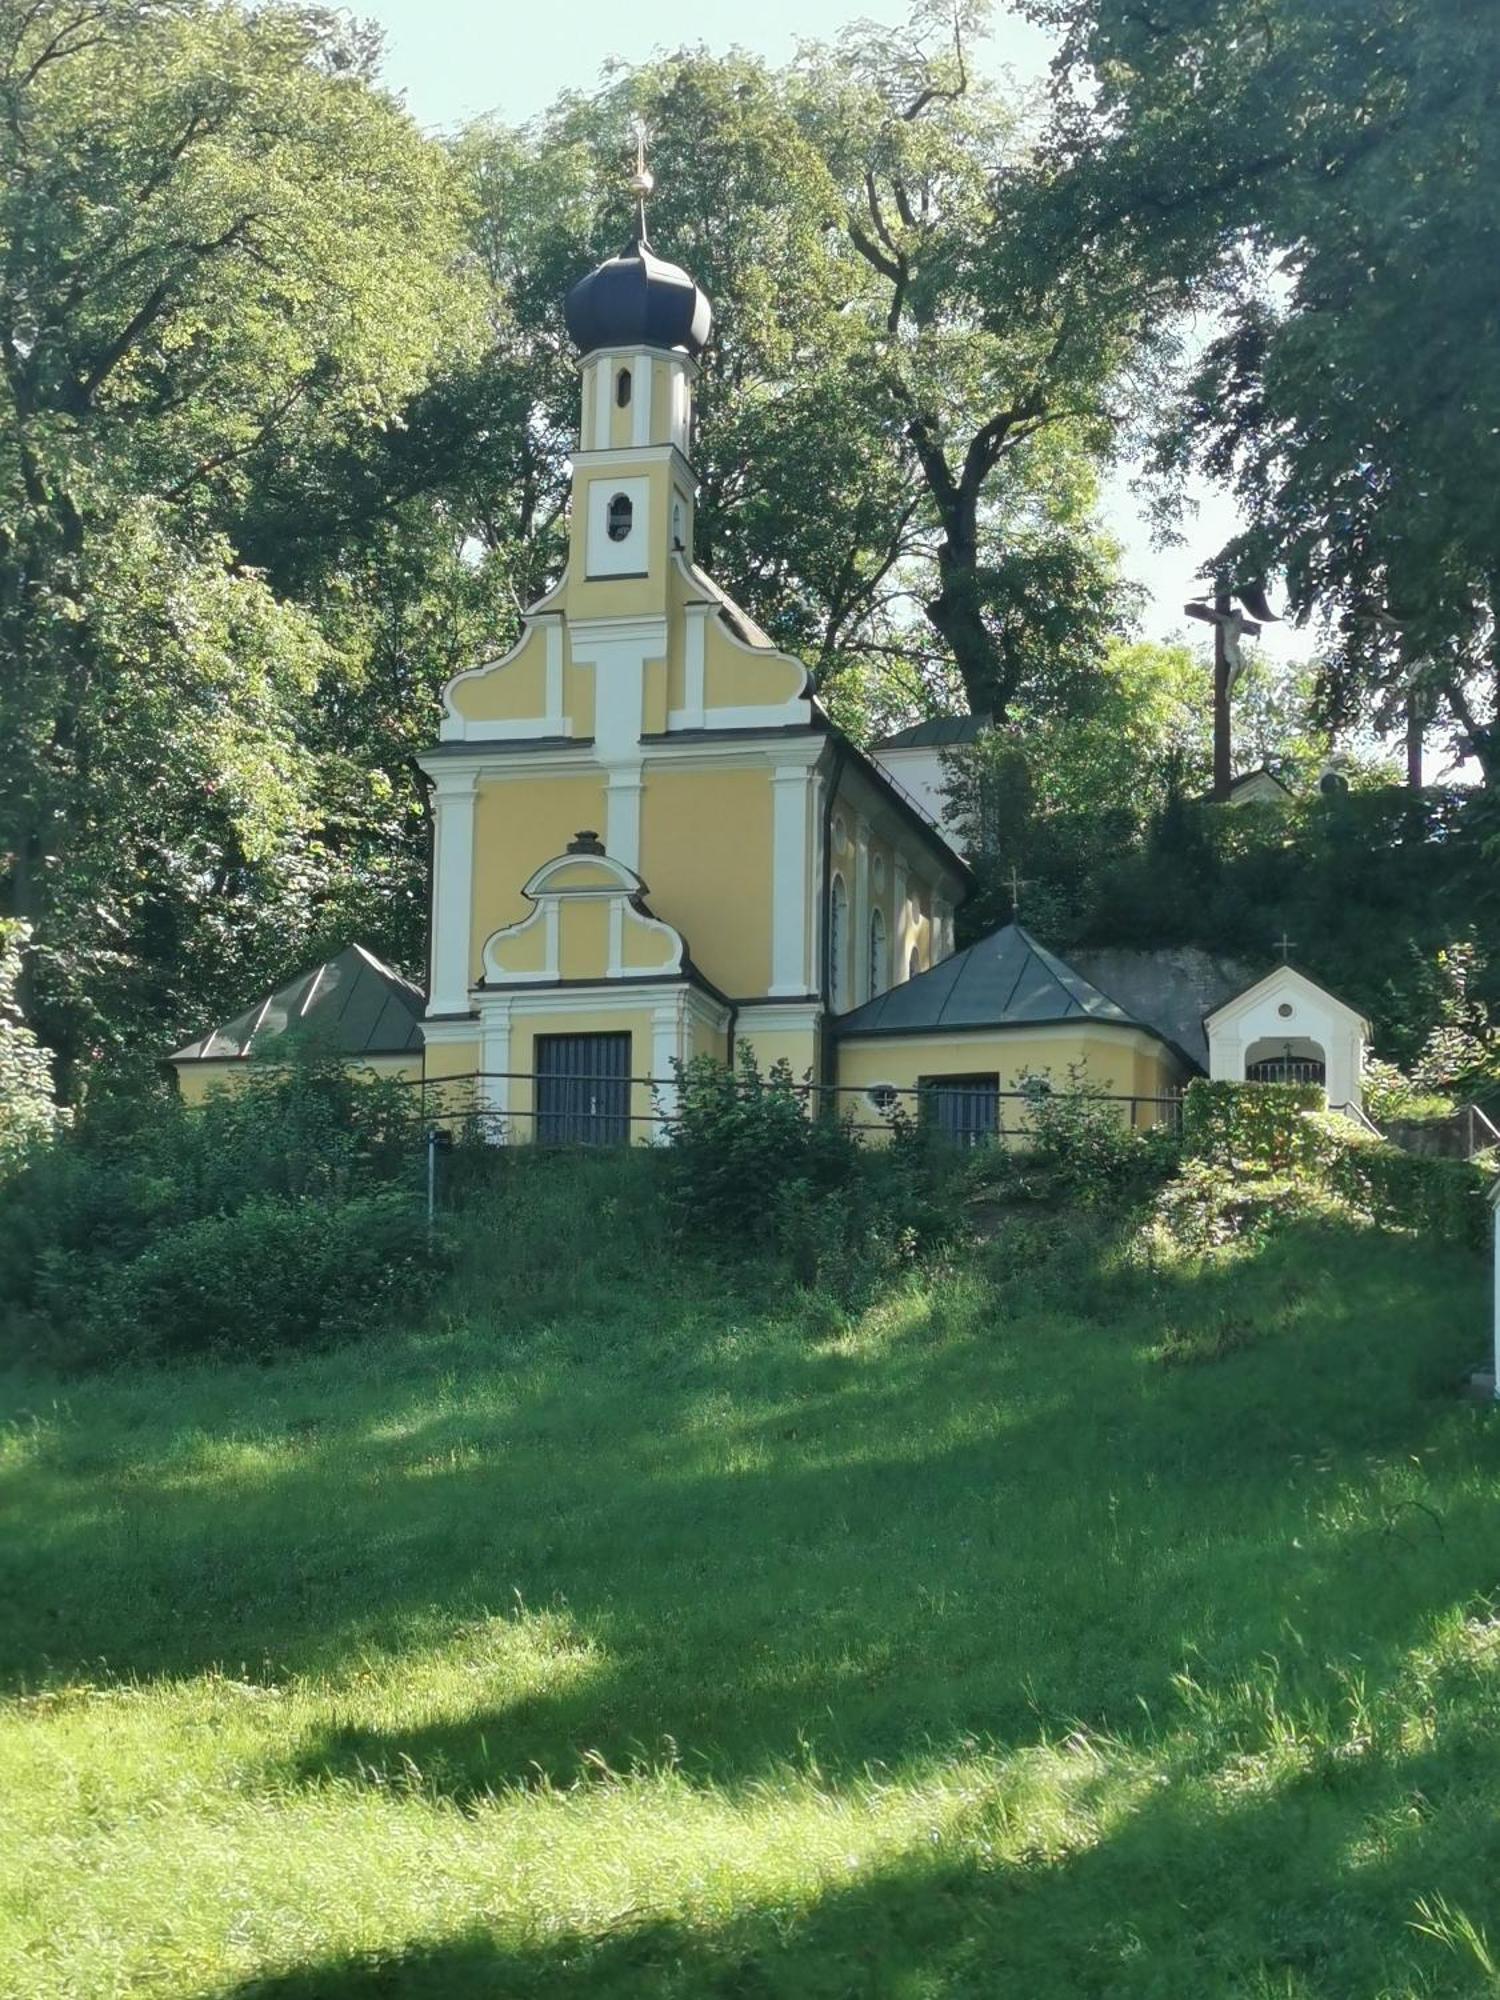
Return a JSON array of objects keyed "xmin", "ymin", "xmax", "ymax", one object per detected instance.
[
  {"xmin": 534, "ymin": 1033, "xmax": 631, "ymax": 1145},
  {"xmin": 919, "ymin": 1074, "xmax": 1000, "ymax": 1147}
]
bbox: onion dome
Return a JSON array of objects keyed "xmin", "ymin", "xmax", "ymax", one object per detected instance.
[{"xmin": 564, "ymin": 228, "xmax": 712, "ymax": 359}]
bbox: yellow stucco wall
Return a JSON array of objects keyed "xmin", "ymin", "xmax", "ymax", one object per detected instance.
[
  {"xmin": 422, "ymin": 1037, "xmax": 479, "ymax": 1082},
  {"xmin": 171, "ymin": 1052, "xmax": 420, "ymax": 1106},
  {"xmin": 471, "ymin": 775, "xmax": 605, "ymax": 969},
  {"xmin": 640, "ymin": 769, "xmax": 773, "ymax": 996},
  {"xmin": 689, "ymin": 1010, "xmax": 731, "ymax": 1062},
  {"xmin": 447, "ymin": 625, "xmax": 549, "ymax": 725},
  {"xmin": 557, "ymin": 901, "xmax": 609, "ymax": 980},
  {"xmin": 702, "ymin": 620, "xmax": 805, "ymax": 710},
  {"xmin": 734, "ymin": 1025, "xmax": 820, "ymax": 1086},
  {"xmin": 834, "ymin": 1026, "xmax": 1188, "ymax": 1137}
]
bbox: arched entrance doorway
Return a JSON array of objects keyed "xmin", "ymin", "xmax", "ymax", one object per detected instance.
[{"xmin": 1244, "ymin": 1037, "xmax": 1327, "ymax": 1088}]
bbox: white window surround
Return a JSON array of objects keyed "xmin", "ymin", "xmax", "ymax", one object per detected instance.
[
  {"xmin": 869, "ymin": 906, "xmax": 888, "ymax": 997},
  {"xmin": 586, "ymin": 475, "xmax": 651, "ymax": 578},
  {"xmin": 829, "ymin": 873, "xmax": 850, "ymax": 1011}
]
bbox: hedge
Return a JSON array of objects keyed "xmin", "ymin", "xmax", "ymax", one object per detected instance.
[
  {"xmin": 1183, "ymin": 1080, "xmax": 1495, "ymax": 1251},
  {"xmin": 1182, "ymin": 1080, "xmax": 1328, "ymax": 1172}
]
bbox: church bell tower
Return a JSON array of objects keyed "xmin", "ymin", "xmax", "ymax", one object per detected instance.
[{"xmin": 562, "ymin": 131, "xmax": 711, "ymax": 603}]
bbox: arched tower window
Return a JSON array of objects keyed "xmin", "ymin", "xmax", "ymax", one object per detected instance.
[
  {"xmin": 615, "ymin": 367, "xmax": 632, "ymax": 407},
  {"xmin": 830, "ymin": 875, "xmax": 849, "ymax": 1009},
  {"xmin": 908, "ymin": 946, "xmax": 921, "ymax": 982},
  {"xmin": 606, "ymin": 492, "xmax": 633, "ymax": 542},
  {"xmin": 868, "ymin": 907, "xmax": 888, "ymax": 997}
]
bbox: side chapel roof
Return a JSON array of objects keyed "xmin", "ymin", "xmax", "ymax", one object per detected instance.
[
  {"xmin": 169, "ymin": 944, "xmax": 424, "ymax": 1064},
  {"xmin": 835, "ymin": 923, "xmax": 1134, "ymax": 1038}
]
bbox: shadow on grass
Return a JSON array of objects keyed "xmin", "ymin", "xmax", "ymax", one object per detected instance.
[
  {"xmin": 215, "ymin": 1691, "xmax": 1500, "ymax": 1999},
  {"xmin": 2, "ymin": 1204, "xmax": 1492, "ymax": 1802}
]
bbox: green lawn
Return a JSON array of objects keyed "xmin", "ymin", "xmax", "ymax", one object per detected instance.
[{"xmin": 3, "ymin": 1158, "xmax": 1500, "ymax": 1997}]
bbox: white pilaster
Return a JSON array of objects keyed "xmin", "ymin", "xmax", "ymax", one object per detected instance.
[
  {"xmin": 631, "ymin": 354, "xmax": 653, "ymax": 448},
  {"xmin": 671, "ymin": 603, "xmax": 710, "ymax": 730},
  {"xmin": 478, "ymin": 996, "xmax": 512, "ymax": 1143},
  {"xmin": 853, "ymin": 817, "xmax": 871, "ymax": 1004},
  {"xmin": 589, "ymin": 358, "xmax": 610, "ymax": 451},
  {"xmin": 570, "ymin": 616, "xmax": 667, "ymax": 766},
  {"xmin": 428, "ymin": 766, "xmax": 479, "ymax": 1015},
  {"xmin": 893, "ymin": 859, "xmax": 909, "ymax": 980},
  {"xmin": 606, "ymin": 771, "xmax": 644, "ymax": 871},
  {"xmin": 651, "ymin": 996, "xmax": 683, "ymax": 1138},
  {"xmin": 770, "ymin": 765, "xmax": 812, "ymax": 996},
  {"xmin": 544, "ymin": 618, "xmax": 564, "ymax": 722}
]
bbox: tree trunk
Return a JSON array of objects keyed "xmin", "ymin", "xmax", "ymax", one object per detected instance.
[
  {"xmin": 1405, "ymin": 690, "xmax": 1423, "ymax": 791},
  {"xmin": 921, "ymin": 499, "xmax": 1010, "ymax": 717},
  {"xmin": 1212, "ymin": 588, "xmax": 1233, "ymax": 800}
]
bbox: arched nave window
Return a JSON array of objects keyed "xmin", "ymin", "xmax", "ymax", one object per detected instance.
[
  {"xmin": 829, "ymin": 875, "xmax": 849, "ymax": 1009},
  {"xmin": 868, "ymin": 906, "xmax": 888, "ymax": 997}
]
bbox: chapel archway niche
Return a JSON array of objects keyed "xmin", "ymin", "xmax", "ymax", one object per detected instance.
[{"xmin": 1243, "ymin": 1037, "xmax": 1327, "ymax": 1089}]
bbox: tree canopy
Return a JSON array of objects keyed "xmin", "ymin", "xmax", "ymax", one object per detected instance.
[
  {"xmin": 1027, "ymin": 0, "xmax": 1500, "ymax": 782},
  {"xmin": 0, "ymin": 0, "xmax": 1493, "ymax": 1097}
]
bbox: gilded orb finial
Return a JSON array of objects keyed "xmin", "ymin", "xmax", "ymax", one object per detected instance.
[{"xmin": 627, "ymin": 115, "xmax": 653, "ymax": 237}]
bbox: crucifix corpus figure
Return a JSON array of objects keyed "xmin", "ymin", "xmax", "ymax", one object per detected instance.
[{"xmin": 1185, "ymin": 580, "xmax": 1278, "ymax": 801}]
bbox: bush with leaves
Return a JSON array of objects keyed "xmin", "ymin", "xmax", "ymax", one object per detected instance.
[
  {"xmin": 0, "ymin": 1038, "xmax": 444, "ymax": 1368},
  {"xmin": 1016, "ymin": 1067, "xmax": 1181, "ymax": 1207},
  {"xmin": 0, "ymin": 923, "xmax": 60, "ymax": 1174},
  {"xmin": 46, "ymin": 1190, "xmax": 438, "ymax": 1370},
  {"xmin": 1182, "ymin": 1079, "xmax": 1328, "ymax": 1174},
  {"xmin": 665, "ymin": 1046, "xmax": 960, "ymax": 1299},
  {"xmin": 1361, "ymin": 1059, "xmax": 1455, "ymax": 1124},
  {"xmin": 1310, "ymin": 1118, "xmax": 1495, "ymax": 1254}
]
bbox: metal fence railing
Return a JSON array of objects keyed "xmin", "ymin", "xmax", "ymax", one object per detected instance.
[{"xmin": 399, "ymin": 1070, "xmax": 1187, "ymax": 1149}]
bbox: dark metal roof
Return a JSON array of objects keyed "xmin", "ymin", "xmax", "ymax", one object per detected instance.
[
  {"xmin": 565, "ymin": 231, "xmax": 712, "ymax": 359},
  {"xmin": 170, "ymin": 944, "xmax": 425, "ymax": 1063},
  {"xmin": 873, "ymin": 714, "xmax": 992, "ymax": 751},
  {"xmin": 836, "ymin": 924, "xmax": 1134, "ymax": 1038}
]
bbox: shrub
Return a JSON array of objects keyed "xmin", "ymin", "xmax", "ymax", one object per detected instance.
[
  {"xmin": 1182, "ymin": 1079, "xmax": 1327, "ymax": 1172},
  {"xmin": 0, "ymin": 1041, "xmax": 435, "ymax": 1368},
  {"xmin": 665, "ymin": 1046, "xmax": 960, "ymax": 1300},
  {"xmin": 1312, "ymin": 1119, "xmax": 1495, "ymax": 1253},
  {"xmin": 1361, "ymin": 1058, "xmax": 1455, "ymax": 1123},
  {"xmin": 666, "ymin": 1047, "xmax": 828, "ymax": 1252},
  {"xmin": 1020, "ymin": 1067, "xmax": 1180, "ymax": 1207},
  {"xmin": 36, "ymin": 1191, "xmax": 445, "ymax": 1369},
  {"xmin": 0, "ymin": 921, "xmax": 61, "ymax": 1174}
]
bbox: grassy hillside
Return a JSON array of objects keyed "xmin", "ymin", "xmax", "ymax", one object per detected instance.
[{"xmin": 2, "ymin": 1155, "xmax": 1499, "ymax": 1998}]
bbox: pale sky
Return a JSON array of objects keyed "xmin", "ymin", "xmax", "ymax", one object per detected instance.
[{"xmin": 353, "ymin": 0, "xmax": 1306, "ymax": 667}]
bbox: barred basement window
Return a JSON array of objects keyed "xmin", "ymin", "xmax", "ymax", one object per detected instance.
[{"xmin": 606, "ymin": 492, "xmax": 633, "ymax": 541}]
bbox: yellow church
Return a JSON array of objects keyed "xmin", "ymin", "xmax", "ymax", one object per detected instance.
[{"xmin": 172, "ymin": 193, "xmax": 1369, "ymax": 1141}]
